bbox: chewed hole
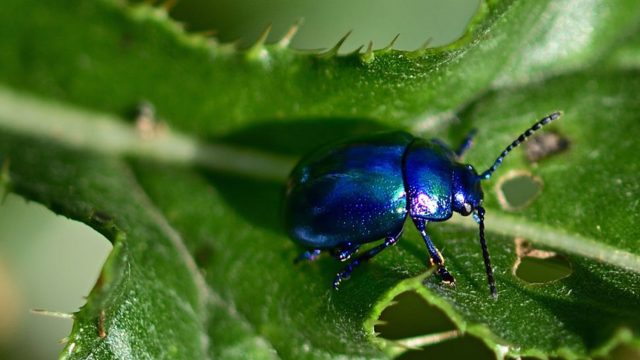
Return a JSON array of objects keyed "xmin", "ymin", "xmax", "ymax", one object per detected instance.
[
  {"xmin": 496, "ymin": 171, "xmax": 542, "ymax": 211},
  {"xmin": 525, "ymin": 131, "xmax": 570, "ymax": 162},
  {"xmin": 376, "ymin": 291, "xmax": 455, "ymax": 340},
  {"xmin": 396, "ymin": 336, "xmax": 495, "ymax": 360},
  {"xmin": 515, "ymin": 256, "xmax": 573, "ymax": 283},
  {"xmin": 376, "ymin": 292, "xmax": 494, "ymax": 360},
  {"xmin": 513, "ymin": 238, "xmax": 572, "ymax": 284}
]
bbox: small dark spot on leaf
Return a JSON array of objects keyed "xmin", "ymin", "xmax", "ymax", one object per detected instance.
[
  {"xmin": 119, "ymin": 32, "xmax": 134, "ymax": 50},
  {"xmin": 496, "ymin": 171, "xmax": 542, "ymax": 210},
  {"xmin": 525, "ymin": 131, "xmax": 569, "ymax": 162},
  {"xmin": 91, "ymin": 210, "xmax": 113, "ymax": 224},
  {"xmin": 195, "ymin": 242, "xmax": 215, "ymax": 268},
  {"xmin": 513, "ymin": 238, "xmax": 572, "ymax": 284}
]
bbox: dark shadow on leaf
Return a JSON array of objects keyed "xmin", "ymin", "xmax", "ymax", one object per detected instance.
[
  {"xmin": 200, "ymin": 117, "xmax": 392, "ymax": 233},
  {"xmin": 212, "ymin": 117, "xmax": 393, "ymax": 156},
  {"xmin": 521, "ymin": 259, "xmax": 640, "ymax": 350}
]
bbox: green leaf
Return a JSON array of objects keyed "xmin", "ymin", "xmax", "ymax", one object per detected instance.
[
  {"xmin": 1, "ymin": 0, "xmax": 639, "ymax": 359},
  {"xmin": 602, "ymin": 28, "xmax": 640, "ymax": 70},
  {"xmin": 432, "ymin": 69, "xmax": 640, "ymax": 358},
  {"xmin": 2, "ymin": 0, "xmax": 639, "ymax": 136}
]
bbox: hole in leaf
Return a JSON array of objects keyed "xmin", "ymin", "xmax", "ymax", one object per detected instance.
[
  {"xmin": 524, "ymin": 131, "xmax": 570, "ymax": 162},
  {"xmin": 496, "ymin": 171, "xmax": 542, "ymax": 211},
  {"xmin": 375, "ymin": 292, "xmax": 494, "ymax": 360},
  {"xmin": 513, "ymin": 238, "xmax": 572, "ymax": 284},
  {"xmin": 600, "ymin": 343, "xmax": 640, "ymax": 360},
  {"xmin": 376, "ymin": 291, "xmax": 455, "ymax": 340},
  {"xmin": 515, "ymin": 256, "xmax": 573, "ymax": 283},
  {"xmin": 396, "ymin": 336, "xmax": 495, "ymax": 360}
]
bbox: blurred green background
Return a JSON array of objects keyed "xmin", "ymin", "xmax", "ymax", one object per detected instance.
[
  {"xmin": 0, "ymin": 0, "xmax": 496, "ymax": 358},
  {"xmin": 169, "ymin": 0, "xmax": 479, "ymax": 51},
  {"xmin": 0, "ymin": 194, "xmax": 111, "ymax": 359}
]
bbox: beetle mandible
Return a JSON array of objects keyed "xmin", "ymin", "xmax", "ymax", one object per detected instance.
[{"xmin": 284, "ymin": 112, "xmax": 561, "ymax": 298}]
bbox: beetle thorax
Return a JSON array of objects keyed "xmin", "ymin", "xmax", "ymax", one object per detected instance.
[{"xmin": 452, "ymin": 164, "xmax": 483, "ymax": 216}]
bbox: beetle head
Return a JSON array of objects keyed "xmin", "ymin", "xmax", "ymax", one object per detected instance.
[{"xmin": 452, "ymin": 164, "xmax": 483, "ymax": 216}]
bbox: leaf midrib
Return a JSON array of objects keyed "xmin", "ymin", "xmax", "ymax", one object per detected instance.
[{"xmin": 0, "ymin": 86, "xmax": 294, "ymax": 182}]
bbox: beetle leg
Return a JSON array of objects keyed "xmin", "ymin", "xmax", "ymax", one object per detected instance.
[
  {"xmin": 412, "ymin": 218, "xmax": 456, "ymax": 285},
  {"xmin": 331, "ymin": 243, "xmax": 360, "ymax": 262},
  {"xmin": 333, "ymin": 229, "xmax": 403, "ymax": 289},
  {"xmin": 294, "ymin": 249, "xmax": 322, "ymax": 264},
  {"xmin": 455, "ymin": 128, "xmax": 478, "ymax": 159}
]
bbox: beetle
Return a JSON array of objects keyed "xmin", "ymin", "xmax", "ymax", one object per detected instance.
[{"xmin": 284, "ymin": 112, "xmax": 561, "ymax": 298}]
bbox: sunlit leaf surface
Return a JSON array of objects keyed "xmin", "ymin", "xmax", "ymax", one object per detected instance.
[{"xmin": 1, "ymin": 0, "xmax": 639, "ymax": 358}]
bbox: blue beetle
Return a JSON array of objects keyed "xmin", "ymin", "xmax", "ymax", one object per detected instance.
[{"xmin": 284, "ymin": 112, "xmax": 561, "ymax": 297}]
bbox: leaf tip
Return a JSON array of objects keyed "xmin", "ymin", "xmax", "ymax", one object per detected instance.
[
  {"xmin": 31, "ymin": 308, "xmax": 75, "ymax": 319},
  {"xmin": 361, "ymin": 41, "xmax": 375, "ymax": 64},
  {"xmin": 246, "ymin": 24, "xmax": 272, "ymax": 61},
  {"xmin": 278, "ymin": 18, "xmax": 303, "ymax": 48},
  {"xmin": 321, "ymin": 30, "xmax": 353, "ymax": 57},
  {"xmin": 256, "ymin": 23, "xmax": 273, "ymax": 47},
  {"xmin": 381, "ymin": 33, "xmax": 400, "ymax": 52},
  {"xmin": 408, "ymin": 37, "xmax": 433, "ymax": 57},
  {"xmin": 347, "ymin": 44, "xmax": 364, "ymax": 57}
]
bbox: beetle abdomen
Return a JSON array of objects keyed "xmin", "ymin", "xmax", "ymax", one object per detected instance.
[{"xmin": 284, "ymin": 132, "xmax": 412, "ymax": 248}]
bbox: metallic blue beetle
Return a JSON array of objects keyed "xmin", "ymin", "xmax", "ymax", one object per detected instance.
[{"xmin": 285, "ymin": 112, "xmax": 561, "ymax": 297}]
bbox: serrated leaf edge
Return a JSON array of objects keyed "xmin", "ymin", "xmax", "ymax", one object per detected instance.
[{"xmin": 116, "ymin": 0, "xmax": 493, "ymax": 65}]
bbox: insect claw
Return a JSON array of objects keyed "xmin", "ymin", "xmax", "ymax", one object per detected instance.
[
  {"xmin": 437, "ymin": 267, "xmax": 456, "ymax": 285},
  {"xmin": 333, "ymin": 277, "xmax": 342, "ymax": 290}
]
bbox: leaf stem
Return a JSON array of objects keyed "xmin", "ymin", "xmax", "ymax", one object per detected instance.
[
  {"xmin": 0, "ymin": 86, "xmax": 295, "ymax": 182},
  {"xmin": 449, "ymin": 213, "xmax": 640, "ymax": 273}
]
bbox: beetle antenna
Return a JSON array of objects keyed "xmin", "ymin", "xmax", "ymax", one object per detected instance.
[
  {"xmin": 480, "ymin": 111, "xmax": 562, "ymax": 180},
  {"xmin": 476, "ymin": 206, "xmax": 497, "ymax": 298}
]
